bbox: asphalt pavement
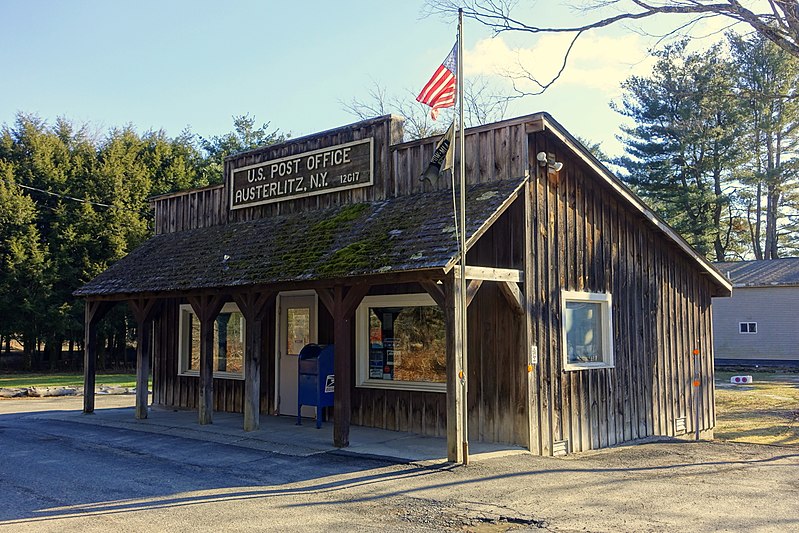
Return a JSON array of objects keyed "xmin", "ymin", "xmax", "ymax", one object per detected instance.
[{"xmin": 1, "ymin": 396, "xmax": 797, "ymax": 532}]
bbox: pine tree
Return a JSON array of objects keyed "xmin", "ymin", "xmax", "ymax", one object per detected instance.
[{"xmin": 615, "ymin": 41, "xmax": 745, "ymax": 260}]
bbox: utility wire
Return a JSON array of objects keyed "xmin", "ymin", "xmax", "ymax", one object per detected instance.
[
  {"xmin": 10, "ymin": 180, "xmax": 112, "ymax": 208},
  {"xmin": 2, "ymin": 177, "xmax": 148, "ymax": 216}
]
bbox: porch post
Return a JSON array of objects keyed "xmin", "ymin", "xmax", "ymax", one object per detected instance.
[
  {"xmin": 444, "ymin": 275, "xmax": 464, "ymax": 463},
  {"xmin": 188, "ymin": 294, "xmax": 226, "ymax": 425},
  {"xmin": 332, "ymin": 283, "xmax": 369, "ymax": 448},
  {"xmin": 128, "ymin": 298, "xmax": 162, "ymax": 420},
  {"xmin": 83, "ymin": 300, "xmax": 113, "ymax": 414},
  {"xmin": 523, "ymin": 180, "xmax": 539, "ymax": 454},
  {"xmin": 233, "ymin": 290, "xmax": 275, "ymax": 432}
]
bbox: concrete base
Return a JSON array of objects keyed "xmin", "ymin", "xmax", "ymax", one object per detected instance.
[{"xmin": 33, "ymin": 401, "xmax": 527, "ymax": 465}]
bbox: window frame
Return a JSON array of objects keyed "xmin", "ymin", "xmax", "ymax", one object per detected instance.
[
  {"xmin": 355, "ymin": 293, "xmax": 446, "ymax": 393},
  {"xmin": 561, "ymin": 290, "xmax": 614, "ymax": 371},
  {"xmin": 178, "ymin": 302, "xmax": 246, "ymax": 381},
  {"xmin": 738, "ymin": 321, "xmax": 757, "ymax": 334}
]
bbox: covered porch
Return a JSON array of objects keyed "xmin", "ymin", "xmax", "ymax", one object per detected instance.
[{"xmin": 76, "ymin": 178, "xmax": 533, "ymax": 463}]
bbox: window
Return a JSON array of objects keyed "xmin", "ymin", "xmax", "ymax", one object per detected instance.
[
  {"xmin": 739, "ymin": 322, "xmax": 757, "ymax": 334},
  {"xmin": 178, "ymin": 302, "xmax": 246, "ymax": 380},
  {"xmin": 561, "ymin": 290, "xmax": 614, "ymax": 370},
  {"xmin": 356, "ymin": 293, "xmax": 446, "ymax": 392}
]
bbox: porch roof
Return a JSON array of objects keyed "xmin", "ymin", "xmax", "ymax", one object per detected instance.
[{"xmin": 75, "ymin": 177, "xmax": 526, "ymax": 298}]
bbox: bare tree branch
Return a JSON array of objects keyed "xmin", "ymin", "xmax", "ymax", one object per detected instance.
[
  {"xmin": 342, "ymin": 79, "xmax": 508, "ymax": 140},
  {"xmin": 425, "ymin": 0, "xmax": 799, "ymax": 94}
]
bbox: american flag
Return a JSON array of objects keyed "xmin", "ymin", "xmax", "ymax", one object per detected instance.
[{"xmin": 416, "ymin": 41, "xmax": 457, "ymax": 120}]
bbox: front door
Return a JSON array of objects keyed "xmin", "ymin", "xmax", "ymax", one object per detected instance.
[{"xmin": 276, "ymin": 292, "xmax": 317, "ymax": 417}]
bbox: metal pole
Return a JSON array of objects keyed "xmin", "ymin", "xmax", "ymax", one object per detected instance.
[{"xmin": 457, "ymin": 8, "xmax": 468, "ymax": 465}]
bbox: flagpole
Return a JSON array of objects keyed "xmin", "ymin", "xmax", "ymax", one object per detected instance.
[{"xmin": 457, "ymin": 7, "xmax": 469, "ymax": 465}]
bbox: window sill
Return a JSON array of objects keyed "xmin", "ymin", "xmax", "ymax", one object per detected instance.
[
  {"xmin": 178, "ymin": 370, "xmax": 245, "ymax": 381},
  {"xmin": 357, "ymin": 379, "xmax": 446, "ymax": 393},
  {"xmin": 563, "ymin": 363, "xmax": 614, "ymax": 372}
]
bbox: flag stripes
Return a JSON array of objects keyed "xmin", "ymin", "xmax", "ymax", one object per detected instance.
[{"xmin": 417, "ymin": 42, "xmax": 457, "ymax": 120}]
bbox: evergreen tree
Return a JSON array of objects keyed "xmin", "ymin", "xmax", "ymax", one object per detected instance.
[
  {"xmin": 197, "ymin": 114, "xmax": 285, "ymax": 184},
  {"xmin": 0, "ymin": 163, "xmax": 49, "ymax": 366},
  {"xmin": 730, "ymin": 33, "xmax": 799, "ymax": 259},
  {"xmin": 615, "ymin": 41, "xmax": 744, "ymax": 260},
  {"xmin": 0, "ymin": 112, "xmax": 284, "ymax": 369}
]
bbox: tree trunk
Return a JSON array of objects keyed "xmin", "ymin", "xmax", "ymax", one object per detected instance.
[
  {"xmin": 713, "ymin": 163, "xmax": 725, "ymax": 261},
  {"xmin": 753, "ymin": 181, "xmax": 763, "ymax": 259}
]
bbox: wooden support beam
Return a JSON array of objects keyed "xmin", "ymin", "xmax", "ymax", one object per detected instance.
[
  {"xmin": 444, "ymin": 276, "xmax": 464, "ymax": 463},
  {"xmin": 316, "ymin": 288, "xmax": 334, "ymax": 316},
  {"xmin": 343, "ymin": 283, "xmax": 370, "ymax": 317},
  {"xmin": 523, "ymin": 180, "xmax": 539, "ymax": 454},
  {"xmin": 420, "ymin": 280, "xmax": 446, "ymax": 309},
  {"xmin": 465, "ymin": 279, "xmax": 483, "ymax": 308},
  {"xmin": 525, "ymin": 117, "xmax": 545, "ymax": 133},
  {"xmin": 332, "ymin": 283, "xmax": 369, "ymax": 448},
  {"xmin": 187, "ymin": 294, "xmax": 227, "ymax": 425},
  {"xmin": 83, "ymin": 300, "xmax": 113, "ymax": 414},
  {"xmin": 232, "ymin": 290, "xmax": 275, "ymax": 432},
  {"xmin": 498, "ymin": 281, "xmax": 525, "ymax": 316},
  {"xmin": 128, "ymin": 298, "xmax": 162, "ymax": 420},
  {"xmin": 451, "ymin": 265, "xmax": 524, "ymax": 283}
]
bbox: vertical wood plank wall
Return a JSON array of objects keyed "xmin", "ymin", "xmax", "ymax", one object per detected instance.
[
  {"xmin": 148, "ymin": 113, "xmax": 719, "ymax": 454},
  {"xmin": 151, "ymin": 115, "xmax": 533, "ymax": 235},
  {"xmin": 153, "ymin": 299, "xmax": 277, "ymax": 415},
  {"xmin": 528, "ymin": 131, "xmax": 717, "ymax": 455}
]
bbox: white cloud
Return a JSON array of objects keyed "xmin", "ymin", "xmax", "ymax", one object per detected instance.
[{"xmin": 466, "ymin": 33, "xmax": 657, "ymax": 96}]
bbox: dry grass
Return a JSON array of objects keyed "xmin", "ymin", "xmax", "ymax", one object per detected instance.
[{"xmin": 714, "ymin": 370, "xmax": 799, "ymax": 446}]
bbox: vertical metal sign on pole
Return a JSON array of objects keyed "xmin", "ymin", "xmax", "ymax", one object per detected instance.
[
  {"xmin": 457, "ymin": 7, "xmax": 469, "ymax": 465},
  {"xmin": 693, "ymin": 348, "xmax": 701, "ymax": 441}
]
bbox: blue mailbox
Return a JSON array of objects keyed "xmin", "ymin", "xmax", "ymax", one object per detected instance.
[{"xmin": 297, "ymin": 344, "xmax": 335, "ymax": 429}]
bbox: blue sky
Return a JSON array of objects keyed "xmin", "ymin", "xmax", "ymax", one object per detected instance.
[{"xmin": 0, "ymin": 1, "xmax": 722, "ymax": 156}]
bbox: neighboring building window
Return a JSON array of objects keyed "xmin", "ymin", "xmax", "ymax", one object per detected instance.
[
  {"xmin": 561, "ymin": 290, "xmax": 614, "ymax": 370},
  {"xmin": 178, "ymin": 303, "xmax": 245, "ymax": 379},
  {"xmin": 739, "ymin": 322, "xmax": 757, "ymax": 334},
  {"xmin": 356, "ymin": 293, "xmax": 446, "ymax": 392}
]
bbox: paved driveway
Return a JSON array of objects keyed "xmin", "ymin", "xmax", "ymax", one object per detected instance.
[{"xmin": 1, "ymin": 397, "xmax": 797, "ymax": 532}]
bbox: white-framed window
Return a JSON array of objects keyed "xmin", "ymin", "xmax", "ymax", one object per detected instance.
[
  {"xmin": 739, "ymin": 322, "xmax": 757, "ymax": 334},
  {"xmin": 561, "ymin": 290, "xmax": 614, "ymax": 371},
  {"xmin": 355, "ymin": 293, "xmax": 446, "ymax": 392},
  {"xmin": 178, "ymin": 302, "xmax": 246, "ymax": 380}
]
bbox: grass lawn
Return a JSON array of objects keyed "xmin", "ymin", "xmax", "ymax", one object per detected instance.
[
  {"xmin": 715, "ymin": 370, "xmax": 799, "ymax": 446},
  {"xmin": 0, "ymin": 372, "xmax": 139, "ymax": 389}
]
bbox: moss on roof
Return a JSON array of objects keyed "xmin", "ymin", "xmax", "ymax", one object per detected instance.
[{"xmin": 75, "ymin": 178, "xmax": 525, "ymax": 297}]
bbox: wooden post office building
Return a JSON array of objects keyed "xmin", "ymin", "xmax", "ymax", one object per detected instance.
[{"xmin": 77, "ymin": 113, "xmax": 732, "ymax": 460}]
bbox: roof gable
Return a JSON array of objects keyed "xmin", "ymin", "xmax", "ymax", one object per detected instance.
[{"xmin": 537, "ymin": 113, "xmax": 733, "ymax": 296}]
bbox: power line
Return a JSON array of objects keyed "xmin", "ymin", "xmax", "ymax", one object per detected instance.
[{"xmin": 11, "ymin": 180, "xmax": 112, "ymax": 208}]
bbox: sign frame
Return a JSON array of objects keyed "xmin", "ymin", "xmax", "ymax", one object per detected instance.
[{"xmin": 229, "ymin": 137, "xmax": 374, "ymax": 210}]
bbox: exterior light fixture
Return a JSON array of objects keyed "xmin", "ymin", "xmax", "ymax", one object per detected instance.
[{"xmin": 537, "ymin": 151, "xmax": 564, "ymax": 173}]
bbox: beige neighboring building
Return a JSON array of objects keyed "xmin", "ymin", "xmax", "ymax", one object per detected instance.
[{"xmin": 713, "ymin": 258, "xmax": 799, "ymax": 367}]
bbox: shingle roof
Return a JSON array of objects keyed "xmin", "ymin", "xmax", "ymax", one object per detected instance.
[
  {"xmin": 76, "ymin": 178, "xmax": 526, "ymax": 297},
  {"xmin": 714, "ymin": 258, "xmax": 799, "ymax": 287}
]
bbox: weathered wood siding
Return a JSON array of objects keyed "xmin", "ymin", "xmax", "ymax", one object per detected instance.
[
  {"xmin": 527, "ymin": 130, "xmax": 716, "ymax": 455},
  {"xmin": 147, "ymin": 112, "xmax": 719, "ymax": 455},
  {"xmin": 152, "ymin": 298, "xmax": 277, "ymax": 415},
  {"xmin": 152, "ymin": 115, "xmax": 537, "ymax": 235},
  {"xmin": 152, "ymin": 185, "xmax": 227, "ymax": 235},
  {"xmin": 346, "ymin": 207, "xmax": 530, "ymax": 446}
]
